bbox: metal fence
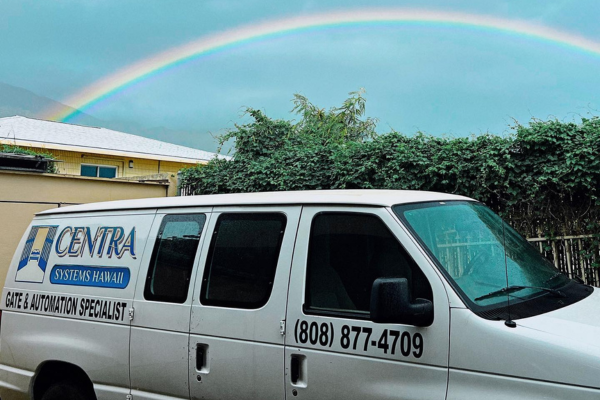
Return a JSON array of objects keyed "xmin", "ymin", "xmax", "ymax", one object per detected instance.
[
  {"xmin": 435, "ymin": 233, "xmax": 600, "ymax": 287},
  {"xmin": 179, "ymin": 182, "xmax": 195, "ymax": 196},
  {"xmin": 527, "ymin": 235, "xmax": 599, "ymax": 286},
  {"xmin": 178, "ymin": 188, "xmax": 599, "ymax": 286}
]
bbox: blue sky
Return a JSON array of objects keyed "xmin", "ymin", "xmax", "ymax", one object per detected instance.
[{"xmin": 1, "ymin": 0, "xmax": 599, "ymax": 151}]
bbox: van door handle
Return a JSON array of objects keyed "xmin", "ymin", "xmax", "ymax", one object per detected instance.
[
  {"xmin": 290, "ymin": 354, "xmax": 306, "ymax": 386},
  {"xmin": 196, "ymin": 344, "xmax": 208, "ymax": 371},
  {"xmin": 291, "ymin": 355, "xmax": 300, "ymax": 384}
]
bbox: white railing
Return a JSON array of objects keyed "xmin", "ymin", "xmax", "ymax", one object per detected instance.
[
  {"xmin": 436, "ymin": 234, "xmax": 599, "ymax": 286},
  {"xmin": 527, "ymin": 235, "xmax": 599, "ymax": 286},
  {"xmin": 178, "ymin": 187, "xmax": 600, "ymax": 286}
]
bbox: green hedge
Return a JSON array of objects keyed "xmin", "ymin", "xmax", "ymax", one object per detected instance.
[{"xmin": 181, "ymin": 92, "xmax": 600, "ymax": 244}]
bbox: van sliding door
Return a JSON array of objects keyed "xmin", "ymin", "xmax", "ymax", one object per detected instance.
[
  {"xmin": 188, "ymin": 206, "xmax": 301, "ymax": 400},
  {"xmin": 129, "ymin": 209, "xmax": 212, "ymax": 400}
]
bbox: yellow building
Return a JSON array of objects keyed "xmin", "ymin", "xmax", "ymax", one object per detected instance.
[
  {"xmin": 0, "ymin": 116, "xmax": 217, "ymax": 288},
  {"xmin": 0, "ymin": 116, "xmax": 217, "ymax": 195}
]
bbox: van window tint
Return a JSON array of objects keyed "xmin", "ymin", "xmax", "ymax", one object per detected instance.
[
  {"xmin": 144, "ymin": 214, "xmax": 206, "ymax": 303},
  {"xmin": 201, "ymin": 213, "xmax": 287, "ymax": 309},
  {"xmin": 306, "ymin": 213, "xmax": 432, "ymax": 318}
]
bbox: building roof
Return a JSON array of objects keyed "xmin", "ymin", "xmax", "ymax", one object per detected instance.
[
  {"xmin": 37, "ymin": 189, "xmax": 473, "ymax": 216},
  {"xmin": 0, "ymin": 116, "xmax": 220, "ymax": 163}
]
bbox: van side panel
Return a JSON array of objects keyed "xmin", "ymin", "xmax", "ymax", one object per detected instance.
[
  {"xmin": 0, "ymin": 211, "xmax": 156, "ymax": 400},
  {"xmin": 1, "ymin": 313, "xmax": 130, "ymax": 397}
]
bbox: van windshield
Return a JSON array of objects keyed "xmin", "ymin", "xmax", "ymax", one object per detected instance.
[{"xmin": 393, "ymin": 201, "xmax": 573, "ymax": 311}]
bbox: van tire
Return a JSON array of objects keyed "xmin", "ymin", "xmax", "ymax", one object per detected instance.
[{"xmin": 41, "ymin": 382, "xmax": 91, "ymax": 400}]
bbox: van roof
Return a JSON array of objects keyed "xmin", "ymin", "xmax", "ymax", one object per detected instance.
[{"xmin": 37, "ymin": 190, "xmax": 472, "ymax": 216}]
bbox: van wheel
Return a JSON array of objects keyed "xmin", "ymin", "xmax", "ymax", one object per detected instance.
[{"xmin": 41, "ymin": 382, "xmax": 91, "ymax": 400}]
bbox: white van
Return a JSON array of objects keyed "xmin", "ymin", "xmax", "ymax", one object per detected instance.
[{"xmin": 0, "ymin": 190, "xmax": 598, "ymax": 400}]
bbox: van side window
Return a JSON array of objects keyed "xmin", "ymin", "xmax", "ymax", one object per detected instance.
[
  {"xmin": 144, "ymin": 214, "xmax": 206, "ymax": 303},
  {"xmin": 201, "ymin": 213, "xmax": 287, "ymax": 309},
  {"xmin": 305, "ymin": 212, "xmax": 432, "ymax": 318}
]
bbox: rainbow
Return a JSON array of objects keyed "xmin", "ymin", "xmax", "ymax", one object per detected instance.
[{"xmin": 45, "ymin": 8, "xmax": 600, "ymax": 122}]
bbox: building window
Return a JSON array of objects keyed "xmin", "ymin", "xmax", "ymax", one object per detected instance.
[{"xmin": 81, "ymin": 164, "xmax": 117, "ymax": 178}]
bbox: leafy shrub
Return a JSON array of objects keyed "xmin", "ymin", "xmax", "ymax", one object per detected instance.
[{"xmin": 181, "ymin": 92, "xmax": 600, "ymax": 246}]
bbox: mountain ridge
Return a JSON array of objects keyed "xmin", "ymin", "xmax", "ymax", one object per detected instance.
[
  {"xmin": 0, "ymin": 82, "xmax": 220, "ymax": 152},
  {"xmin": 0, "ymin": 82, "xmax": 102, "ymax": 127}
]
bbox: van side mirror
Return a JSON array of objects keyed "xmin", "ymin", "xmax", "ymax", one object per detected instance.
[{"xmin": 370, "ymin": 278, "xmax": 433, "ymax": 327}]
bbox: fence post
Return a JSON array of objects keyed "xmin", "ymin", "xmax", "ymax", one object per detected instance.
[
  {"xmin": 577, "ymin": 238, "xmax": 585, "ymax": 284},
  {"xmin": 551, "ymin": 241, "xmax": 559, "ymax": 269},
  {"xmin": 565, "ymin": 239, "xmax": 573, "ymax": 279},
  {"xmin": 595, "ymin": 247, "xmax": 599, "ymax": 286}
]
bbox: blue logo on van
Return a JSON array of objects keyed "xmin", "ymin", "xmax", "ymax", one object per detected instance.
[
  {"xmin": 16, "ymin": 226, "xmax": 58, "ymax": 283},
  {"xmin": 50, "ymin": 265, "xmax": 130, "ymax": 289}
]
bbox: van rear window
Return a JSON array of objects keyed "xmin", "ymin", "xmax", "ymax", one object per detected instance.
[
  {"xmin": 200, "ymin": 213, "xmax": 286, "ymax": 309},
  {"xmin": 144, "ymin": 214, "xmax": 206, "ymax": 303}
]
